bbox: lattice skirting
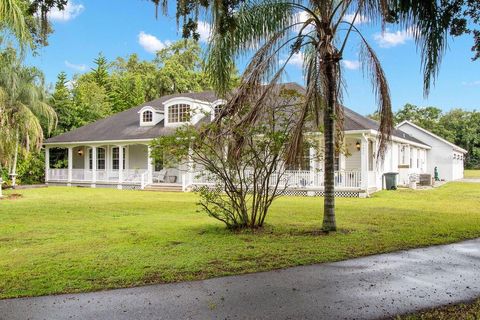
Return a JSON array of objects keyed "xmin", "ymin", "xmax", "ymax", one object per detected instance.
[
  {"xmin": 279, "ymin": 189, "xmax": 360, "ymax": 198},
  {"xmin": 191, "ymin": 185, "xmax": 362, "ymax": 198}
]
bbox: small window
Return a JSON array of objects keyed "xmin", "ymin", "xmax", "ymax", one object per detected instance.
[
  {"xmin": 143, "ymin": 110, "xmax": 153, "ymax": 122},
  {"xmin": 88, "ymin": 148, "xmax": 93, "ymax": 170},
  {"xmin": 112, "ymin": 147, "xmax": 126, "ymax": 170},
  {"xmin": 213, "ymin": 104, "xmax": 224, "ymax": 118},
  {"xmin": 168, "ymin": 104, "xmax": 190, "ymax": 123},
  {"xmin": 97, "ymin": 148, "xmax": 106, "ymax": 170}
]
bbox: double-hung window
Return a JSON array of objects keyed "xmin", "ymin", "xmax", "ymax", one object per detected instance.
[{"xmin": 112, "ymin": 147, "xmax": 126, "ymax": 170}]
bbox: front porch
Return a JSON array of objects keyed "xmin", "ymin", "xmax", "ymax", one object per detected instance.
[
  {"xmin": 44, "ymin": 134, "xmax": 379, "ymax": 196},
  {"xmin": 45, "ymin": 143, "xmax": 182, "ymax": 190}
]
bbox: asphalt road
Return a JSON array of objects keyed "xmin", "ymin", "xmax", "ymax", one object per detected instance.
[{"xmin": 1, "ymin": 238, "xmax": 479, "ymax": 320}]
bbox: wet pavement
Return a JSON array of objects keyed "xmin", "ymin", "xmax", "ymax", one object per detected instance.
[{"xmin": 1, "ymin": 238, "xmax": 479, "ymax": 320}]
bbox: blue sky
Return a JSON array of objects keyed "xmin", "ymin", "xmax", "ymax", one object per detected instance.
[{"xmin": 26, "ymin": 0, "xmax": 480, "ymax": 116}]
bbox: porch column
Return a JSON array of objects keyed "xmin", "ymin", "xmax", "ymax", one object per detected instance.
[
  {"xmin": 360, "ymin": 135, "xmax": 369, "ymax": 190},
  {"xmin": 91, "ymin": 146, "xmax": 97, "ymax": 187},
  {"xmin": 118, "ymin": 145, "xmax": 124, "ymax": 189},
  {"xmin": 309, "ymin": 147, "xmax": 316, "ymax": 186},
  {"xmin": 45, "ymin": 147, "xmax": 50, "ymax": 183},
  {"xmin": 147, "ymin": 145, "xmax": 153, "ymax": 184},
  {"xmin": 67, "ymin": 146, "xmax": 73, "ymax": 185}
]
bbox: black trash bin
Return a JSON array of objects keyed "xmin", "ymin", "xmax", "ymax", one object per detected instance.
[{"xmin": 383, "ymin": 172, "xmax": 398, "ymax": 190}]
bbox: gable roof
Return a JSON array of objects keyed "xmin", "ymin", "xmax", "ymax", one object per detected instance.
[
  {"xmin": 396, "ymin": 120, "xmax": 467, "ymax": 153},
  {"xmin": 45, "ymin": 83, "xmax": 427, "ymax": 147}
]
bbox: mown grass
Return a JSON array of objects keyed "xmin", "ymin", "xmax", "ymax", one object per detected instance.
[
  {"xmin": 1, "ymin": 183, "xmax": 479, "ymax": 299},
  {"xmin": 465, "ymin": 169, "xmax": 480, "ymax": 178},
  {"xmin": 397, "ymin": 298, "xmax": 480, "ymax": 320}
]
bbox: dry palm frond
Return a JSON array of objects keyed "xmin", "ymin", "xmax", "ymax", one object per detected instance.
[{"xmin": 359, "ymin": 38, "xmax": 392, "ymax": 160}]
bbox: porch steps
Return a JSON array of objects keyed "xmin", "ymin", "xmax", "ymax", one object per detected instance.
[{"xmin": 143, "ymin": 183, "xmax": 183, "ymax": 192}]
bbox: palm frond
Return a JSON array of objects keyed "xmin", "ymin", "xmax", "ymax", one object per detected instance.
[{"xmin": 359, "ymin": 36, "xmax": 392, "ymax": 160}]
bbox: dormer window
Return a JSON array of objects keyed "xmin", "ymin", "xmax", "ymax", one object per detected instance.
[
  {"xmin": 142, "ymin": 110, "xmax": 153, "ymax": 123},
  {"xmin": 213, "ymin": 104, "xmax": 224, "ymax": 118},
  {"xmin": 168, "ymin": 104, "xmax": 190, "ymax": 123}
]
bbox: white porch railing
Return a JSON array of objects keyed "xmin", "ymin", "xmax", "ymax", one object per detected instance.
[
  {"xmin": 182, "ymin": 170, "xmax": 362, "ymax": 190},
  {"xmin": 47, "ymin": 169, "xmax": 149, "ymax": 184}
]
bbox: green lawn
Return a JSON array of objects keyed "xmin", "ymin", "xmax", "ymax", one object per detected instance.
[
  {"xmin": 397, "ymin": 298, "xmax": 480, "ymax": 320},
  {"xmin": 465, "ymin": 169, "xmax": 480, "ymax": 178},
  {"xmin": 1, "ymin": 183, "xmax": 480, "ymax": 299}
]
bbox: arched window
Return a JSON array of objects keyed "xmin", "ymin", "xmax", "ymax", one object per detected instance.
[
  {"xmin": 213, "ymin": 104, "xmax": 224, "ymax": 118},
  {"xmin": 168, "ymin": 104, "xmax": 190, "ymax": 123},
  {"xmin": 142, "ymin": 110, "xmax": 153, "ymax": 122}
]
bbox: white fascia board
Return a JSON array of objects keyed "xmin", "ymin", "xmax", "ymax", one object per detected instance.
[
  {"xmin": 43, "ymin": 138, "xmax": 153, "ymax": 147},
  {"xmin": 396, "ymin": 120, "xmax": 467, "ymax": 153}
]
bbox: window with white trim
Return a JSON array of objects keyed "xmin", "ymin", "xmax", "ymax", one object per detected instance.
[
  {"xmin": 142, "ymin": 110, "xmax": 153, "ymax": 122},
  {"xmin": 112, "ymin": 147, "xmax": 126, "ymax": 170},
  {"xmin": 168, "ymin": 104, "xmax": 190, "ymax": 123},
  {"xmin": 88, "ymin": 148, "xmax": 93, "ymax": 170},
  {"xmin": 97, "ymin": 148, "xmax": 106, "ymax": 170},
  {"xmin": 88, "ymin": 148, "xmax": 106, "ymax": 170},
  {"xmin": 213, "ymin": 104, "xmax": 224, "ymax": 118}
]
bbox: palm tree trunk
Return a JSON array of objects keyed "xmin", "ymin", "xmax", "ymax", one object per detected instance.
[
  {"xmin": 322, "ymin": 56, "xmax": 337, "ymax": 232},
  {"xmin": 10, "ymin": 128, "xmax": 19, "ymax": 188}
]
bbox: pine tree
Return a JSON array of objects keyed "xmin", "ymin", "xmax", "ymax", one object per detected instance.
[
  {"xmin": 91, "ymin": 53, "xmax": 110, "ymax": 88},
  {"xmin": 50, "ymin": 71, "xmax": 74, "ymax": 134}
]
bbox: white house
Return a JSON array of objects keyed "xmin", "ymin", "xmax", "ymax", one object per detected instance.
[
  {"xmin": 397, "ymin": 120, "xmax": 467, "ymax": 181},
  {"xmin": 43, "ymin": 83, "xmax": 464, "ymax": 197}
]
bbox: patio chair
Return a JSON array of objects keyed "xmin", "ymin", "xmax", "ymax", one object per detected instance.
[{"xmin": 154, "ymin": 169, "xmax": 168, "ymax": 183}]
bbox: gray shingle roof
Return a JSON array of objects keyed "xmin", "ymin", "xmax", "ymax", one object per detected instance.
[{"xmin": 45, "ymin": 83, "xmax": 428, "ymax": 147}]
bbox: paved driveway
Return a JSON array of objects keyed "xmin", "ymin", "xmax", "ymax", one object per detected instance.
[{"xmin": 1, "ymin": 239, "xmax": 479, "ymax": 320}]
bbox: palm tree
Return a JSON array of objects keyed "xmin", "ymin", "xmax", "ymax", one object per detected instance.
[
  {"xmin": 0, "ymin": 47, "xmax": 57, "ymax": 186},
  {"xmin": 202, "ymin": 0, "xmax": 396, "ymax": 231},
  {"xmin": 0, "ymin": 0, "xmax": 30, "ymax": 45}
]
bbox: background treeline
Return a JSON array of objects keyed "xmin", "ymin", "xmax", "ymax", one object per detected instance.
[
  {"xmin": 1, "ymin": 40, "xmax": 238, "ymax": 184},
  {"xmin": 50, "ymin": 40, "xmax": 237, "ymax": 136},
  {"xmin": 369, "ymin": 104, "xmax": 480, "ymax": 168}
]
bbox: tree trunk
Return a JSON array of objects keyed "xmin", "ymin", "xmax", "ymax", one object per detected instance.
[
  {"xmin": 10, "ymin": 128, "xmax": 19, "ymax": 188},
  {"xmin": 322, "ymin": 57, "xmax": 337, "ymax": 232}
]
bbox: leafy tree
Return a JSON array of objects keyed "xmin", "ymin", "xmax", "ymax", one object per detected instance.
[
  {"xmin": 109, "ymin": 73, "xmax": 145, "ymax": 113},
  {"xmin": 154, "ymin": 40, "xmax": 211, "ymax": 95},
  {"xmin": 71, "ymin": 75, "xmax": 111, "ymax": 126},
  {"xmin": 111, "ymin": 54, "xmax": 159, "ymax": 101},
  {"xmin": 151, "ymin": 89, "xmax": 299, "ymax": 229}
]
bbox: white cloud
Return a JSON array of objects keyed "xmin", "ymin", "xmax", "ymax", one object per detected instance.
[
  {"xmin": 293, "ymin": 11, "xmax": 314, "ymax": 33},
  {"xmin": 138, "ymin": 31, "xmax": 170, "ymax": 54},
  {"xmin": 280, "ymin": 52, "xmax": 304, "ymax": 67},
  {"xmin": 374, "ymin": 28, "xmax": 414, "ymax": 48},
  {"xmin": 197, "ymin": 21, "xmax": 212, "ymax": 43},
  {"xmin": 461, "ymin": 80, "xmax": 480, "ymax": 87},
  {"xmin": 342, "ymin": 59, "xmax": 360, "ymax": 70},
  {"xmin": 64, "ymin": 60, "xmax": 87, "ymax": 72},
  {"xmin": 48, "ymin": 1, "xmax": 84, "ymax": 22},
  {"xmin": 343, "ymin": 13, "xmax": 369, "ymax": 25}
]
